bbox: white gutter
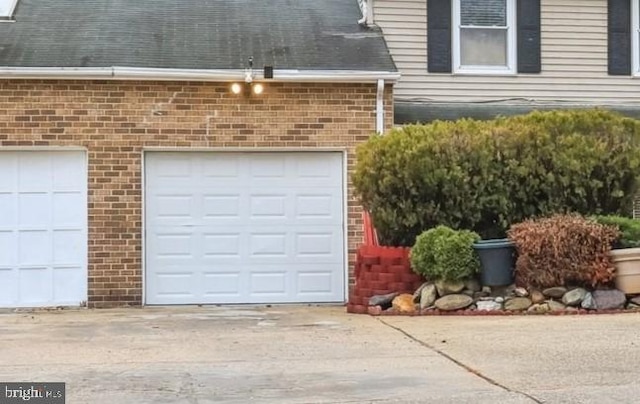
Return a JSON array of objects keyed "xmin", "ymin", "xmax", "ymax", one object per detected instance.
[
  {"xmin": 0, "ymin": 66, "xmax": 400, "ymax": 83},
  {"xmin": 376, "ymin": 79, "xmax": 385, "ymax": 134}
]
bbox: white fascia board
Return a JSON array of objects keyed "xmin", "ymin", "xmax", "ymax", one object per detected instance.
[{"xmin": 0, "ymin": 66, "xmax": 400, "ymax": 83}]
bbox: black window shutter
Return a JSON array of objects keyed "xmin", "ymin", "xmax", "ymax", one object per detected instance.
[
  {"xmin": 517, "ymin": 0, "xmax": 541, "ymax": 73},
  {"xmin": 427, "ymin": 0, "xmax": 452, "ymax": 73},
  {"xmin": 608, "ymin": 0, "xmax": 632, "ymax": 75}
]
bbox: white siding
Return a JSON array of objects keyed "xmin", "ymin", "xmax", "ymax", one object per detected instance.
[{"xmin": 374, "ymin": 0, "xmax": 639, "ymax": 103}]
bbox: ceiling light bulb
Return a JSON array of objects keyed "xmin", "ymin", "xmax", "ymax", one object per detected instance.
[
  {"xmin": 253, "ymin": 83, "xmax": 264, "ymax": 95},
  {"xmin": 231, "ymin": 83, "xmax": 242, "ymax": 94}
]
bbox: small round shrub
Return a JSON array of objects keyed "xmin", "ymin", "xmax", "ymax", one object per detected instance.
[
  {"xmin": 592, "ymin": 215, "xmax": 640, "ymax": 248},
  {"xmin": 410, "ymin": 226, "xmax": 481, "ymax": 282}
]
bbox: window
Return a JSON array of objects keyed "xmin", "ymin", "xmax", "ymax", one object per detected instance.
[
  {"xmin": 426, "ymin": 0, "xmax": 540, "ymax": 75},
  {"xmin": 0, "ymin": 0, "xmax": 18, "ymax": 19},
  {"xmin": 452, "ymin": 0, "xmax": 517, "ymax": 74}
]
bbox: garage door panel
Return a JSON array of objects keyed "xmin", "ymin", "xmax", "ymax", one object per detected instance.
[
  {"xmin": 52, "ymin": 153, "xmax": 86, "ymax": 190},
  {"xmin": 0, "ymin": 194, "xmax": 16, "ymax": 227},
  {"xmin": 18, "ymin": 155, "xmax": 51, "ymax": 191},
  {"xmin": 18, "ymin": 193, "xmax": 50, "ymax": 227},
  {"xmin": 19, "ymin": 231, "xmax": 51, "ymax": 265},
  {"xmin": 145, "ymin": 152, "xmax": 345, "ymax": 305},
  {"xmin": 19, "ymin": 267, "xmax": 52, "ymax": 304},
  {"xmin": 153, "ymin": 271, "xmax": 198, "ymax": 299},
  {"xmin": 52, "ymin": 193, "xmax": 85, "ymax": 227},
  {"xmin": 0, "ymin": 156, "xmax": 17, "ymax": 191},
  {"xmin": 53, "ymin": 267, "xmax": 86, "ymax": 303},
  {"xmin": 0, "ymin": 268, "xmax": 17, "ymax": 305},
  {"xmin": 0, "ymin": 151, "xmax": 87, "ymax": 308},
  {"xmin": 52, "ymin": 230, "xmax": 84, "ymax": 265},
  {"xmin": 0, "ymin": 231, "xmax": 15, "ymax": 266}
]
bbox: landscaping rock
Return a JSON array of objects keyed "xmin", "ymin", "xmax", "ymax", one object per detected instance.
[
  {"xmin": 630, "ymin": 296, "xmax": 640, "ymax": 306},
  {"xmin": 369, "ymin": 292, "xmax": 399, "ymax": 308},
  {"xmin": 464, "ymin": 279, "xmax": 481, "ymax": 293},
  {"xmin": 527, "ymin": 303, "xmax": 550, "ymax": 314},
  {"xmin": 476, "ymin": 300, "xmax": 502, "ymax": 311},
  {"xmin": 627, "ymin": 302, "xmax": 640, "ymax": 310},
  {"xmin": 462, "ymin": 289, "xmax": 475, "ymax": 297},
  {"xmin": 530, "ymin": 290, "xmax": 545, "ymax": 304},
  {"xmin": 435, "ymin": 280, "xmax": 465, "ymax": 297},
  {"xmin": 514, "ymin": 287, "xmax": 529, "ymax": 297},
  {"xmin": 494, "ymin": 296, "xmax": 505, "ymax": 303},
  {"xmin": 491, "ymin": 284, "xmax": 515, "ymax": 298},
  {"xmin": 434, "ymin": 294, "xmax": 473, "ymax": 311},
  {"xmin": 543, "ymin": 287, "xmax": 567, "ymax": 299},
  {"xmin": 419, "ymin": 284, "xmax": 438, "ymax": 310},
  {"xmin": 412, "ymin": 282, "xmax": 430, "ymax": 303},
  {"xmin": 504, "ymin": 297, "xmax": 532, "ymax": 311},
  {"xmin": 392, "ymin": 294, "xmax": 416, "ymax": 313},
  {"xmin": 581, "ymin": 292, "xmax": 597, "ymax": 310},
  {"xmin": 473, "ymin": 291, "xmax": 490, "ymax": 299},
  {"xmin": 593, "ymin": 290, "xmax": 626, "ymax": 310},
  {"xmin": 481, "ymin": 286, "xmax": 492, "ymax": 294},
  {"xmin": 547, "ymin": 300, "xmax": 566, "ymax": 312},
  {"xmin": 562, "ymin": 288, "xmax": 587, "ymax": 307}
]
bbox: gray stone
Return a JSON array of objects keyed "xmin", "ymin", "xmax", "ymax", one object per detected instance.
[
  {"xmin": 412, "ymin": 282, "xmax": 430, "ymax": 303},
  {"xmin": 494, "ymin": 296, "xmax": 505, "ymax": 303},
  {"xmin": 434, "ymin": 294, "xmax": 474, "ymax": 311},
  {"xmin": 593, "ymin": 289, "xmax": 626, "ymax": 310},
  {"xmin": 562, "ymin": 288, "xmax": 588, "ymax": 307},
  {"xmin": 543, "ymin": 287, "xmax": 568, "ymax": 299},
  {"xmin": 476, "ymin": 300, "xmax": 502, "ymax": 311},
  {"xmin": 527, "ymin": 303, "xmax": 550, "ymax": 314},
  {"xmin": 464, "ymin": 279, "xmax": 481, "ymax": 293},
  {"xmin": 481, "ymin": 286, "xmax": 492, "ymax": 294},
  {"xmin": 504, "ymin": 297, "xmax": 532, "ymax": 311},
  {"xmin": 627, "ymin": 302, "xmax": 640, "ymax": 310},
  {"xmin": 461, "ymin": 289, "xmax": 475, "ymax": 297},
  {"xmin": 581, "ymin": 292, "xmax": 597, "ymax": 310},
  {"xmin": 478, "ymin": 296, "xmax": 496, "ymax": 301},
  {"xmin": 435, "ymin": 280, "xmax": 465, "ymax": 297},
  {"xmin": 630, "ymin": 296, "xmax": 640, "ymax": 305},
  {"xmin": 419, "ymin": 284, "xmax": 438, "ymax": 310},
  {"xmin": 547, "ymin": 300, "xmax": 566, "ymax": 312},
  {"xmin": 368, "ymin": 292, "xmax": 398, "ymax": 308},
  {"xmin": 491, "ymin": 284, "xmax": 515, "ymax": 298},
  {"xmin": 514, "ymin": 287, "xmax": 529, "ymax": 297},
  {"xmin": 530, "ymin": 290, "xmax": 545, "ymax": 304}
]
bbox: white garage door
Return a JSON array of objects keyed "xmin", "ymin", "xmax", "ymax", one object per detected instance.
[
  {"xmin": 0, "ymin": 151, "xmax": 87, "ymax": 307},
  {"xmin": 145, "ymin": 152, "xmax": 345, "ymax": 304}
]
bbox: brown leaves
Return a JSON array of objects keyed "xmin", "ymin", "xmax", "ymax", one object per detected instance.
[{"xmin": 507, "ymin": 214, "xmax": 620, "ymax": 289}]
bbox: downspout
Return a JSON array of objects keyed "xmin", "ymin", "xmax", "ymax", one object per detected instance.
[{"xmin": 376, "ymin": 78, "xmax": 384, "ymax": 134}]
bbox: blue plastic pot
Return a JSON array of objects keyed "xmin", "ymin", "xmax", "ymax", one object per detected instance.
[{"xmin": 473, "ymin": 238, "xmax": 515, "ymax": 286}]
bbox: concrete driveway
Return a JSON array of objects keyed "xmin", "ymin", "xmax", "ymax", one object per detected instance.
[{"xmin": 1, "ymin": 306, "xmax": 639, "ymax": 404}]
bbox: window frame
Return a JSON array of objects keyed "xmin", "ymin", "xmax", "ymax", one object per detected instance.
[
  {"xmin": 633, "ymin": 0, "xmax": 640, "ymax": 76},
  {"xmin": 452, "ymin": 0, "xmax": 517, "ymax": 75},
  {"xmin": 0, "ymin": 0, "xmax": 18, "ymax": 19}
]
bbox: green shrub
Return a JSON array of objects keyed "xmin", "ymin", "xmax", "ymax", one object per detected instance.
[
  {"xmin": 353, "ymin": 109, "xmax": 640, "ymax": 246},
  {"xmin": 592, "ymin": 215, "xmax": 640, "ymax": 248},
  {"xmin": 507, "ymin": 214, "xmax": 619, "ymax": 289},
  {"xmin": 410, "ymin": 226, "xmax": 481, "ymax": 282}
]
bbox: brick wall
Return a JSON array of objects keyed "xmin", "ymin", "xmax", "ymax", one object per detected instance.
[{"xmin": 0, "ymin": 80, "xmax": 394, "ymax": 307}]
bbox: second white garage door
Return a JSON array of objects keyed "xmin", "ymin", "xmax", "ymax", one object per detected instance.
[{"xmin": 145, "ymin": 152, "xmax": 345, "ymax": 304}]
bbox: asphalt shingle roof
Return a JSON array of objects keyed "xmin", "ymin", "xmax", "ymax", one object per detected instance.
[{"xmin": 0, "ymin": 0, "xmax": 396, "ymax": 72}]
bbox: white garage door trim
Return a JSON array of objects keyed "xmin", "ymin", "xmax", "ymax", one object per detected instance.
[
  {"xmin": 143, "ymin": 150, "xmax": 348, "ymax": 305},
  {"xmin": 0, "ymin": 149, "xmax": 88, "ymax": 308}
]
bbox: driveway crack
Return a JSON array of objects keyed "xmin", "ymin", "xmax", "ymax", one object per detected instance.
[{"xmin": 377, "ymin": 317, "xmax": 544, "ymax": 404}]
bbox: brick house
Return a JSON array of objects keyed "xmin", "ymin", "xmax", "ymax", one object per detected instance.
[{"xmin": 0, "ymin": 0, "xmax": 398, "ymax": 308}]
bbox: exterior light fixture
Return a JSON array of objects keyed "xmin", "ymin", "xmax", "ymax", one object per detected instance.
[
  {"xmin": 231, "ymin": 83, "xmax": 243, "ymax": 94},
  {"xmin": 252, "ymin": 83, "xmax": 264, "ymax": 95}
]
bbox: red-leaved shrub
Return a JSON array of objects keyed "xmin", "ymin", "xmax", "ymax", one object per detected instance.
[{"xmin": 507, "ymin": 214, "xmax": 620, "ymax": 289}]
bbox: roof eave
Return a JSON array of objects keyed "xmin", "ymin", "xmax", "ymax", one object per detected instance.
[{"xmin": 0, "ymin": 66, "xmax": 400, "ymax": 83}]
